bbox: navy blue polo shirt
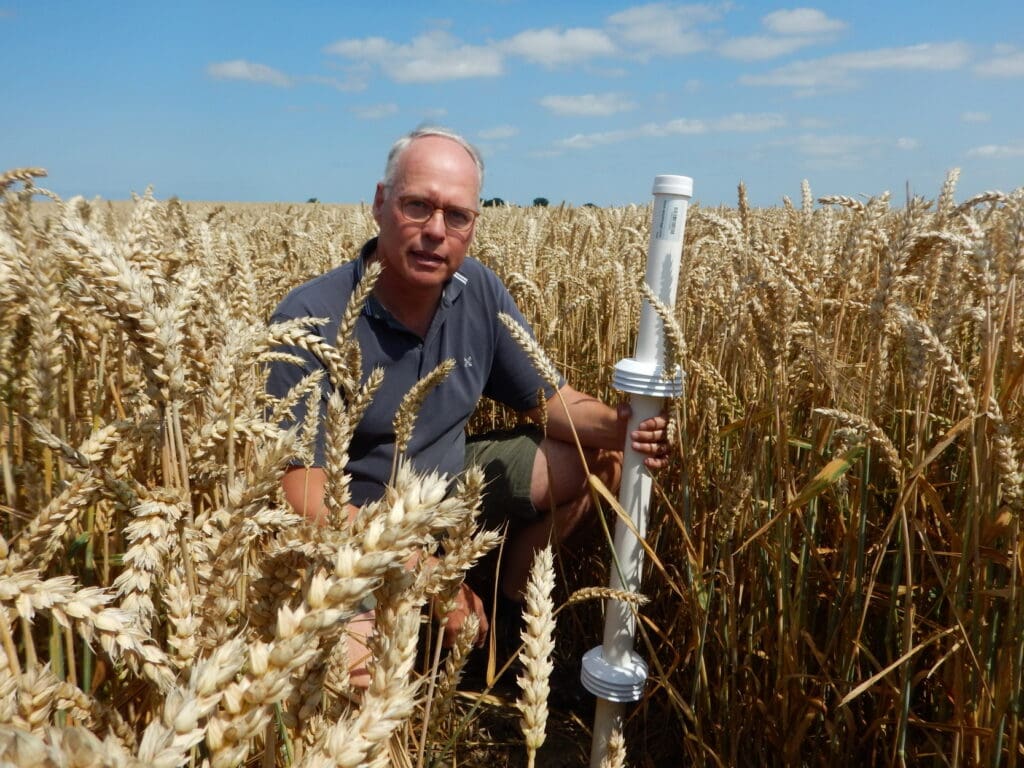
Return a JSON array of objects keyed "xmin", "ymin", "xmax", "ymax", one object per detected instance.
[{"xmin": 266, "ymin": 238, "xmax": 560, "ymax": 506}]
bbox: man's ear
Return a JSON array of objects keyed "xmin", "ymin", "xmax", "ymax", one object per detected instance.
[{"xmin": 372, "ymin": 183, "xmax": 385, "ymax": 224}]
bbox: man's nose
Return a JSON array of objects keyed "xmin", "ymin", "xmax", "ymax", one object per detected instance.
[{"xmin": 421, "ymin": 208, "xmax": 446, "ymax": 238}]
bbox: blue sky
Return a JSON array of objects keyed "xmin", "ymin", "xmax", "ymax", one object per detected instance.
[{"xmin": 2, "ymin": 2, "xmax": 1022, "ymax": 207}]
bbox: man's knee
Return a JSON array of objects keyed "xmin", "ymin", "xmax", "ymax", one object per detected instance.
[
  {"xmin": 526, "ymin": 448, "xmax": 622, "ymax": 545},
  {"xmin": 530, "ymin": 439, "xmax": 623, "ymax": 513},
  {"xmin": 591, "ymin": 447, "xmax": 623, "ymax": 495}
]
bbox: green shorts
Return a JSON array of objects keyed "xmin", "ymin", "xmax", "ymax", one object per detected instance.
[{"xmin": 464, "ymin": 426, "xmax": 543, "ymax": 527}]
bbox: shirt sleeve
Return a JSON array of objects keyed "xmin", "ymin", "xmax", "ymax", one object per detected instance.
[{"xmin": 482, "ymin": 279, "xmax": 565, "ymax": 411}]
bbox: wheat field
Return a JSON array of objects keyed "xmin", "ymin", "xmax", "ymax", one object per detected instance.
[{"xmin": 1, "ymin": 166, "xmax": 1022, "ymax": 766}]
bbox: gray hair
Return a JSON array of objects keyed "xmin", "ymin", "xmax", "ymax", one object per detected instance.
[{"xmin": 382, "ymin": 126, "xmax": 485, "ymax": 192}]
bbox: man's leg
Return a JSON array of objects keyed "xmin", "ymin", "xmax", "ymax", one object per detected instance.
[{"xmin": 499, "ymin": 437, "xmax": 622, "ymax": 601}]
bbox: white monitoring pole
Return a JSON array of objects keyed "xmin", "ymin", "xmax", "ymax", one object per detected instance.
[{"xmin": 581, "ymin": 175, "xmax": 692, "ymax": 767}]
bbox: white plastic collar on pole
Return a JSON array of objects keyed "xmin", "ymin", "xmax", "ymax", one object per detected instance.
[
  {"xmin": 581, "ymin": 646, "xmax": 648, "ymax": 702},
  {"xmin": 611, "ymin": 358, "xmax": 683, "ymax": 398}
]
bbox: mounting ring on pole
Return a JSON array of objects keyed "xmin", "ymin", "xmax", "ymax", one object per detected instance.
[
  {"xmin": 580, "ymin": 646, "xmax": 648, "ymax": 703},
  {"xmin": 612, "ymin": 357, "xmax": 685, "ymax": 398}
]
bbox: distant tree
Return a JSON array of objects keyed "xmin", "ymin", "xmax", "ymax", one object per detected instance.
[
  {"xmin": 482, "ymin": 197, "xmax": 505, "ymax": 208},
  {"xmin": 306, "ymin": 197, "xmax": 319, "ymax": 204},
  {"xmin": 532, "ymin": 197, "xmax": 549, "ymax": 207},
  {"xmin": 583, "ymin": 202, "xmax": 598, "ymax": 208}
]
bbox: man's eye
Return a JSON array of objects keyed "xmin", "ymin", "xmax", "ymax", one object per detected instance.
[
  {"xmin": 446, "ymin": 210, "xmax": 471, "ymax": 228},
  {"xmin": 406, "ymin": 199, "xmax": 432, "ymax": 216}
]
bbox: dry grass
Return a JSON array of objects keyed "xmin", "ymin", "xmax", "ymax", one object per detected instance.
[{"xmin": 2, "ymin": 167, "xmax": 1023, "ymax": 766}]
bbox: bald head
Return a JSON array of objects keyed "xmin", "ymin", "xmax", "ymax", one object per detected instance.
[{"xmin": 382, "ymin": 126, "xmax": 484, "ymax": 193}]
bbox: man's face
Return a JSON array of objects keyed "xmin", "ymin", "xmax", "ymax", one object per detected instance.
[{"xmin": 372, "ymin": 136, "xmax": 480, "ymax": 297}]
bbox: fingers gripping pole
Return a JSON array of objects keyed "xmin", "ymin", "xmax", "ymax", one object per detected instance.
[{"xmin": 583, "ymin": 175, "xmax": 692, "ymax": 768}]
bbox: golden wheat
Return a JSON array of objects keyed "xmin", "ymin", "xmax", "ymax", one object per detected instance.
[{"xmin": 1, "ymin": 172, "xmax": 1023, "ymax": 766}]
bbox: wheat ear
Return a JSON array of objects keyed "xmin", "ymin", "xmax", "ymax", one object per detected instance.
[
  {"xmin": 637, "ymin": 281, "xmax": 686, "ymax": 379},
  {"xmin": 516, "ymin": 545, "xmax": 556, "ymax": 767},
  {"xmin": 497, "ymin": 312, "xmax": 561, "ymax": 390},
  {"xmin": 392, "ymin": 358, "xmax": 455, "ymax": 468},
  {"xmin": 599, "ymin": 727, "xmax": 627, "ymax": 768}
]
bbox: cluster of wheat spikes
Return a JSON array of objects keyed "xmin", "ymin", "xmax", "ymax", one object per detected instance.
[{"xmin": 2, "ymin": 166, "xmax": 1023, "ymax": 766}]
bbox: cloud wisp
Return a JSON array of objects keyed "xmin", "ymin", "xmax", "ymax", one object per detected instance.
[
  {"xmin": 557, "ymin": 112, "xmax": 785, "ymax": 150},
  {"xmin": 502, "ymin": 28, "xmax": 616, "ymax": 67},
  {"xmin": 325, "ymin": 4, "xmax": 727, "ymax": 85},
  {"xmin": 606, "ymin": 2, "xmax": 722, "ymax": 58},
  {"xmin": 961, "ymin": 111, "xmax": 991, "ymax": 123},
  {"xmin": 763, "ymin": 132, "xmax": 923, "ymax": 171},
  {"xmin": 974, "ymin": 49, "xmax": 1024, "ymax": 77},
  {"xmin": 968, "ymin": 143, "xmax": 1024, "ymax": 158},
  {"xmin": 741, "ymin": 42, "xmax": 971, "ymax": 93},
  {"xmin": 350, "ymin": 103, "xmax": 399, "ymax": 120},
  {"xmin": 540, "ymin": 93, "xmax": 636, "ymax": 117},
  {"xmin": 207, "ymin": 60, "xmax": 292, "ymax": 87},
  {"xmin": 325, "ymin": 30, "xmax": 503, "ymax": 83},
  {"xmin": 720, "ymin": 8, "xmax": 847, "ymax": 61},
  {"xmin": 763, "ymin": 8, "xmax": 846, "ymax": 37},
  {"xmin": 479, "ymin": 125, "xmax": 520, "ymax": 140}
]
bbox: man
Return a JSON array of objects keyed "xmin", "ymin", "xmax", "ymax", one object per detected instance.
[{"xmin": 267, "ymin": 127, "xmax": 670, "ymax": 686}]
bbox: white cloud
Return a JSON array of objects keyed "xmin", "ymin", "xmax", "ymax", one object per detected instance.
[
  {"xmin": 319, "ymin": 6, "xmax": 719, "ymax": 85},
  {"xmin": 975, "ymin": 50, "xmax": 1024, "ymax": 77},
  {"xmin": 763, "ymin": 8, "xmax": 846, "ymax": 36},
  {"xmin": 683, "ymin": 78, "xmax": 702, "ymax": 93},
  {"xmin": 720, "ymin": 9, "xmax": 845, "ymax": 61},
  {"xmin": 479, "ymin": 125, "xmax": 519, "ymax": 140},
  {"xmin": 557, "ymin": 112, "xmax": 785, "ymax": 150},
  {"xmin": 540, "ymin": 93, "xmax": 636, "ymax": 116},
  {"xmin": 207, "ymin": 60, "xmax": 292, "ymax": 87},
  {"xmin": 350, "ymin": 103, "xmax": 399, "ymax": 120},
  {"xmin": 740, "ymin": 60, "xmax": 850, "ymax": 90},
  {"xmin": 720, "ymin": 35, "xmax": 817, "ymax": 61},
  {"xmin": 606, "ymin": 3, "xmax": 722, "ymax": 57},
  {"xmin": 967, "ymin": 143, "xmax": 1024, "ymax": 158},
  {"xmin": 503, "ymin": 28, "xmax": 616, "ymax": 67},
  {"xmin": 842, "ymin": 43, "xmax": 970, "ymax": 70},
  {"xmin": 741, "ymin": 42, "xmax": 971, "ymax": 91},
  {"xmin": 716, "ymin": 113, "xmax": 787, "ymax": 132},
  {"xmin": 325, "ymin": 30, "xmax": 503, "ymax": 83},
  {"xmin": 768, "ymin": 132, "xmax": 919, "ymax": 170},
  {"xmin": 961, "ymin": 111, "xmax": 991, "ymax": 123}
]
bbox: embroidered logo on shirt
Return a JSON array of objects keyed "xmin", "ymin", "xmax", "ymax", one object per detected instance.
[{"xmin": 464, "ymin": 356, "xmax": 473, "ymax": 368}]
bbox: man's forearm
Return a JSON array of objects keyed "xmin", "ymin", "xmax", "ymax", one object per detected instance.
[
  {"xmin": 530, "ymin": 384, "xmax": 625, "ymax": 451},
  {"xmin": 282, "ymin": 466, "xmax": 360, "ymax": 526}
]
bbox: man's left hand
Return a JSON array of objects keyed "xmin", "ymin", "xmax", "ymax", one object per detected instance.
[{"xmin": 618, "ymin": 404, "xmax": 673, "ymax": 470}]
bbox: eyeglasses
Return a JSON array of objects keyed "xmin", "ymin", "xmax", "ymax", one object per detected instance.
[{"xmin": 397, "ymin": 196, "xmax": 478, "ymax": 232}]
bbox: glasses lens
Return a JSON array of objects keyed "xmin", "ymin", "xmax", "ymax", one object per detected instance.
[
  {"xmin": 400, "ymin": 197, "xmax": 475, "ymax": 230},
  {"xmin": 401, "ymin": 198, "xmax": 433, "ymax": 222},
  {"xmin": 444, "ymin": 208, "xmax": 473, "ymax": 230}
]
